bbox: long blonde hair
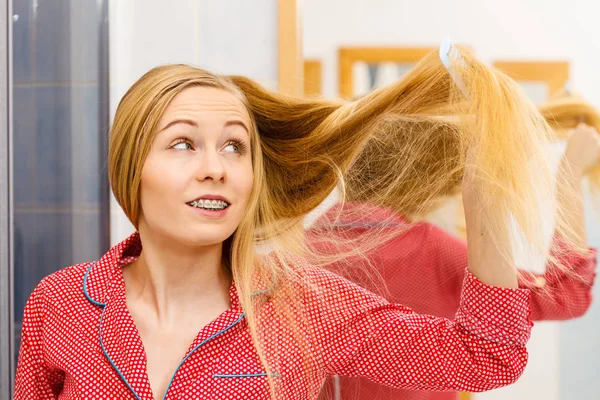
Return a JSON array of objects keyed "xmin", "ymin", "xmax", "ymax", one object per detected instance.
[
  {"xmin": 109, "ymin": 45, "xmax": 576, "ymax": 397},
  {"xmin": 345, "ymin": 91, "xmax": 600, "ymax": 249},
  {"xmin": 350, "ymin": 91, "xmax": 600, "ymax": 218}
]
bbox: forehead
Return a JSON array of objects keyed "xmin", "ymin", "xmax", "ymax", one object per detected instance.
[{"xmin": 161, "ymin": 85, "xmax": 251, "ymax": 124}]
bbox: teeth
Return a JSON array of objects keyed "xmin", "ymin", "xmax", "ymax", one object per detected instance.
[{"xmin": 189, "ymin": 199, "xmax": 228, "ymax": 210}]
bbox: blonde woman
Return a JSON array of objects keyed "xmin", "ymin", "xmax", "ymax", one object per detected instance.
[{"xmin": 15, "ymin": 45, "xmax": 577, "ymax": 399}]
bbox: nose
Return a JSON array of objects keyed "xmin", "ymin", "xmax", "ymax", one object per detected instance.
[{"xmin": 195, "ymin": 147, "xmax": 226, "ymax": 183}]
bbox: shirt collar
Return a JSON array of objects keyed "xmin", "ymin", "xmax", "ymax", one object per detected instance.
[{"xmin": 83, "ymin": 231, "xmax": 245, "ymax": 310}]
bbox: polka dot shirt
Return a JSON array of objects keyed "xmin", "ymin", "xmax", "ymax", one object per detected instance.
[
  {"xmin": 15, "ymin": 231, "xmax": 534, "ymax": 399},
  {"xmin": 310, "ymin": 203, "xmax": 597, "ymax": 400}
]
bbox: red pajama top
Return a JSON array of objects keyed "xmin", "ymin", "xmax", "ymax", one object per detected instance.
[
  {"xmin": 310, "ymin": 203, "xmax": 597, "ymax": 400},
  {"xmin": 16, "ymin": 230, "xmax": 534, "ymax": 400}
]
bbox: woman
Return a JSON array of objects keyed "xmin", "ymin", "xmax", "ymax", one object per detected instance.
[
  {"xmin": 15, "ymin": 45, "xmax": 573, "ymax": 399},
  {"xmin": 312, "ymin": 123, "xmax": 599, "ymax": 400}
]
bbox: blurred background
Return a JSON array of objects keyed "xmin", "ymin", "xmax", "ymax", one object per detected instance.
[{"xmin": 1, "ymin": 1, "xmax": 599, "ymax": 399}]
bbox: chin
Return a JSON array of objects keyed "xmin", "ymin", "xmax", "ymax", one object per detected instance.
[
  {"xmin": 177, "ymin": 227, "xmax": 236, "ymax": 248},
  {"xmin": 143, "ymin": 218, "xmax": 238, "ymax": 248}
]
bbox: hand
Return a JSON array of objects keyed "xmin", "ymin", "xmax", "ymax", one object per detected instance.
[{"xmin": 564, "ymin": 123, "xmax": 600, "ymax": 177}]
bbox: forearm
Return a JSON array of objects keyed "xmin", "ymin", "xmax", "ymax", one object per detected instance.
[
  {"xmin": 556, "ymin": 158, "xmax": 586, "ymax": 248},
  {"xmin": 465, "ymin": 204, "xmax": 518, "ymax": 289}
]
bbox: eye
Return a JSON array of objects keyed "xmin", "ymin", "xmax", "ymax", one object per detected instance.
[
  {"xmin": 223, "ymin": 140, "xmax": 248, "ymax": 155},
  {"xmin": 224, "ymin": 142, "xmax": 239, "ymax": 153},
  {"xmin": 171, "ymin": 139, "xmax": 194, "ymax": 151}
]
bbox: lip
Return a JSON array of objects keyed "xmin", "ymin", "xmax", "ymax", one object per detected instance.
[
  {"xmin": 187, "ymin": 194, "xmax": 231, "ymax": 204},
  {"xmin": 186, "ymin": 194, "xmax": 231, "ymax": 219},
  {"xmin": 187, "ymin": 204, "xmax": 230, "ymax": 218}
]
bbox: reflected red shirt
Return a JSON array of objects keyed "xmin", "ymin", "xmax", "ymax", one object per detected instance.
[{"xmin": 310, "ymin": 203, "xmax": 597, "ymax": 400}]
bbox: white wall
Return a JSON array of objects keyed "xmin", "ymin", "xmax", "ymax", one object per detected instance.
[
  {"xmin": 304, "ymin": 0, "xmax": 600, "ymax": 107},
  {"xmin": 108, "ymin": 0, "xmax": 202, "ymax": 245},
  {"xmin": 108, "ymin": 0, "xmax": 279, "ymax": 246},
  {"xmin": 303, "ymin": 1, "xmax": 600, "ymax": 399},
  {"xmin": 196, "ymin": 0, "xmax": 279, "ymax": 90}
]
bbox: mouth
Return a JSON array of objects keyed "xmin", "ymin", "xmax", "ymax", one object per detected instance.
[{"xmin": 186, "ymin": 196, "xmax": 231, "ymax": 211}]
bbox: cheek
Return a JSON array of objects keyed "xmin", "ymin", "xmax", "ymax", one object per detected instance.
[
  {"xmin": 140, "ymin": 158, "xmax": 184, "ymax": 203},
  {"xmin": 141, "ymin": 164, "xmax": 165, "ymax": 196},
  {"xmin": 232, "ymin": 161, "xmax": 254, "ymax": 202},
  {"xmin": 243, "ymin": 160, "xmax": 255, "ymax": 196}
]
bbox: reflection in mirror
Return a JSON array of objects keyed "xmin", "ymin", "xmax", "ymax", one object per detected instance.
[
  {"xmin": 352, "ymin": 62, "xmax": 415, "ymax": 97},
  {"xmin": 519, "ymin": 82, "xmax": 551, "ymax": 105},
  {"xmin": 493, "ymin": 61, "xmax": 570, "ymax": 105},
  {"xmin": 304, "ymin": 59, "xmax": 323, "ymax": 98},
  {"xmin": 339, "ymin": 47, "xmax": 433, "ymax": 98},
  {"xmin": 304, "ymin": 44, "xmax": 599, "ymax": 399}
]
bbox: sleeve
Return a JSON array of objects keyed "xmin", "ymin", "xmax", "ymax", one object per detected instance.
[
  {"xmin": 430, "ymin": 226, "xmax": 597, "ymax": 321},
  {"xmin": 310, "ymin": 269, "xmax": 532, "ymax": 393},
  {"xmin": 14, "ymin": 281, "xmax": 64, "ymax": 399},
  {"xmin": 428, "ymin": 224, "xmax": 473, "ymax": 315},
  {"xmin": 518, "ymin": 237, "xmax": 597, "ymax": 320}
]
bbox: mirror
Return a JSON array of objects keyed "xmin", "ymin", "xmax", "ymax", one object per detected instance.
[{"xmin": 303, "ymin": 6, "xmax": 599, "ymax": 397}]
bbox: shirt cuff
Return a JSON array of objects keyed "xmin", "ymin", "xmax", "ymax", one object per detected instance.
[
  {"xmin": 550, "ymin": 235, "xmax": 597, "ymax": 278},
  {"xmin": 549, "ymin": 245, "xmax": 597, "ymax": 286},
  {"xmin": 565, "ymin": 247, "xmax": 597, "ymax": 284},
  {"xmin": 455, "ymin": 271, "xmax": 533, "ymax": 347}
]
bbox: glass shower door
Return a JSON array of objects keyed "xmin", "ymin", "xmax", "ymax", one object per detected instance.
[{"xmin": 1, "ymin": 1, "xmax": 110, "ymax": 397}]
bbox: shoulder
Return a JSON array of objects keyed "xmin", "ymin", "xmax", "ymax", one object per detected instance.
[
  {"xmin": 40, "ymin": 262, "xmax": 92, "ymax": 293},
  {"xmin": 290, "ymin": 260, "xmax": 389, "ymax": 312},
  {"xmin": 26, "ymin": 262, "xmax": 93, "ymax": 309},
  {"xmin": 312, "ymin": 202, "xmax": 440, "ymax": 254}
]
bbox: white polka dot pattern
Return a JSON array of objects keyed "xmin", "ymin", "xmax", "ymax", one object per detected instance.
[
  {"xmin": 311, "ymin": 203, "xmax": 597, "ymax": 400},
  {"xmin": 15, "ymin": 231, "xmax": 533, "ymax": 399}
]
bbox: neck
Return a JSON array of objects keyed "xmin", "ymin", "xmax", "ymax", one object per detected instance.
[{"xmin": 123, "ymin": 226, "xmax": 232, "ymax": 323}]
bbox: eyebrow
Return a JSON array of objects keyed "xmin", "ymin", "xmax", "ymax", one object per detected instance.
[
  {"xmin": 158, "ymin": 119, "xmax": 198, "ymax": 132},
  {"xmin": 224, "ymin": 119, "xmax": 250, "ymax": 134},
  {"xmin": 158, "ymin": 118, "xmax": 249, "ymax": 134}
]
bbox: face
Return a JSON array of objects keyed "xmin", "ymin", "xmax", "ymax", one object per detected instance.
[{"xmin": 138, "ymin": 86, "xmax": 254, "ymax": 248}]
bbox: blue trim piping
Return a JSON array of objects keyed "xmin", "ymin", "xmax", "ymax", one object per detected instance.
[
  {"xmin": 332, "ymin": 221, "xmax": 405, "ymax": 228},
  {"xmin": 99, "ymin": 307, "xmax": 143, "ymax": 400},
  {"xmin": 161, "ymin": 312, "xmax": 246, "ymax": 400},
  {"xmin": 84, "ymin": 260, "xmax": 249, "ymax": 399},
  {"xmin": 87, "ymin": 262, "xmax": 141, "ymax": 399},
  {"xmin": 85, "ymin": 263, "xmax": 140, "ymax": 395},
  {"xmin": 310, "ymin": 221, "xmax": 408, "ymax": 230},
  {"xmin": 213, "ymin": 373, "xmax": 281, "ymax": 378},
  {"xmin": 83, "ymin": 263, "xmax": 105, "ymax": 307}
]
